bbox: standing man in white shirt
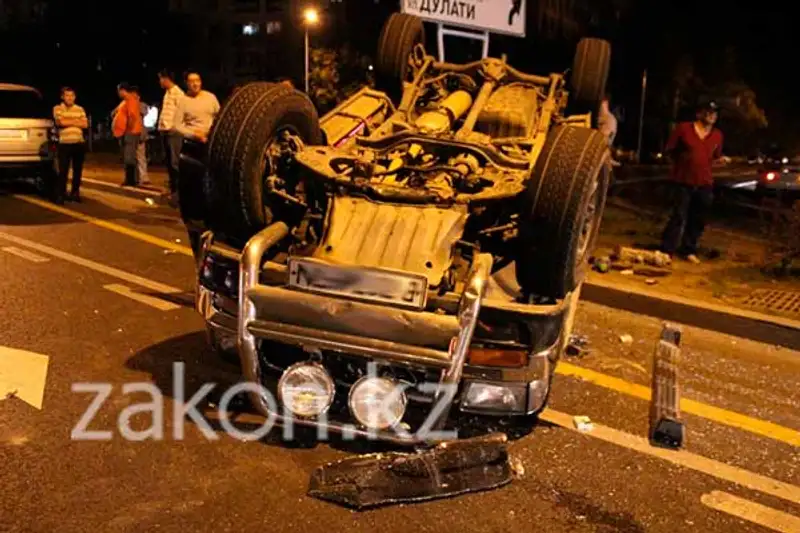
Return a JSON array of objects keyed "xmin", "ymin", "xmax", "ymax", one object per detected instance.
[
  {"xmin": 173, "ymin": 70, "xmax": 220, "ymax": 256},
  {"xmin": 53, "ymin": 87, "xmax": 88, "ymax": 204},
  {"xmin": 174, "ymin": 71, "xmax": 220, "ymax": 143},
  {"xmin": 157, "ymin": 69, "xmax": 185, "ymax": 203}
]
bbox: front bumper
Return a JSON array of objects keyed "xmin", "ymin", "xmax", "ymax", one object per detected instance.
[{"xmin": 197, "ymin": 225, "xmax": 567, "ymax": 444}]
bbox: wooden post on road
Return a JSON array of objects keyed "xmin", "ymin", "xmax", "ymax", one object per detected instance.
[{"xmin": 649, "ymin": 322, "xmax": 684, "ymax": 449}]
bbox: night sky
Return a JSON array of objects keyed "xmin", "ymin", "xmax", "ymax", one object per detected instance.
[{"xmin": 0, "ymin": 0, "xmax": 796, "ymax": 153}]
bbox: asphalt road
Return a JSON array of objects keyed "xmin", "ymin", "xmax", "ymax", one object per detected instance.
[{"xmin": 0, "ymin": 181, "xmax": 798, "ymax": 533}]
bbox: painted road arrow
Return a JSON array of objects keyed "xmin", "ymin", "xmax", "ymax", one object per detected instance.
[{"xmin": 0, "ymin": 346, "xmax": 50, "ymax": 409}]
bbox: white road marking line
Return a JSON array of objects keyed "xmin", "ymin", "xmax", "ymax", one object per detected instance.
[
  {"xmin": 0, "ymin": 346, "xmax": 50, "ymax": 410},
  {"xmin": 1, "ymin": 246, "xmax": 49, "ymax": 263},
  {"xmin": 701, "ymin": 491, "xmax": 800, "ymax": 532},
  {"xmin": 540, "ymin": 409, "xmax": 800, "ymax": 506},
  {"xmin": 0, "ymin": 230, "xmax": 181, "ymax": 294},
  {"xmin": 103, "ymin": 284, "xmax": 181, "ymax": 311}
]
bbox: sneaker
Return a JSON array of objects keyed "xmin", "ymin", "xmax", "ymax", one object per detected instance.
[{"xmin": 686, "ymin": 254, "xmax": 701, "ymax": 264}]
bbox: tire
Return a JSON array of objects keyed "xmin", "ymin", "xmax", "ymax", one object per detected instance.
[
  {"xmin": 570, "ymin": 38, "xmax": 611, "ymax": 117},
  {"xmin": 516, "ymin": 125, "xmax": 610, "ymax": 298},
  {"xmin": 205, "ymin": 82, "xmax": 323, "ymax": 242},
  {"xmin": 375, "ymin": 13, "xmax": 425, "ymax": 103}
]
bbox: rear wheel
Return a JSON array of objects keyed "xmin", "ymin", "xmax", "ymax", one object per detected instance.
[
  {"xmin": 205, "ymin": 82, "xmax": 323, "ymax": 243},
  {"xmin": 570, "ymin": 38, "xmax": 611, "ymax": 119},
  {"xmin": 375, "ymin": 13, "xmax": 425, "ymax": 104},
  {"xmin": 516, "ymin": 125, "xmax": 610, "ymax": 299}
]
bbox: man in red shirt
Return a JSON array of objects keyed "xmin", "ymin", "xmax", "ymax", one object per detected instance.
[{"xmin": 660, "ymin": 100, "xmax": 728, "ymax": 263}]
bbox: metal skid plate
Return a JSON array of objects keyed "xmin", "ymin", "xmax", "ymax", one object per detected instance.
[
  {"xmin": 314, "ymin": 196, "xmax": 468, "ymax": 286},
  {"xmin": 307, "ymin": 433, "xmax": 512, "ymax": 509}
]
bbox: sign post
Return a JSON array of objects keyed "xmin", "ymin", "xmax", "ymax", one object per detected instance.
[{"xmin": 402, "ymin": 0, "xmax": 526, "ymax": 61}]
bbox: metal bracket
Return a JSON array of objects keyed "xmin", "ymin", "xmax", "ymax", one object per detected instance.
[
  {"xmin": 437, "ymin": 23, "xmax": 490, "ymax": 62},
  {"xmin": 649, "ymin": 323, "xmax": 684, "ymax": 449}
]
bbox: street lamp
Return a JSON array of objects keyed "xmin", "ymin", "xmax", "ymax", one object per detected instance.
[{"xmin": 303, "ymin": 7, "xmax": 319, "ymax": 94}]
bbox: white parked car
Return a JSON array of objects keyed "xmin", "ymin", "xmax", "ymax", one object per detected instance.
[{"xmin": 0, "ymin": 83, "xmax": 57, "ymax": 184}]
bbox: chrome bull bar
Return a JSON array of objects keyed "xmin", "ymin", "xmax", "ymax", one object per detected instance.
[{"xmin": 236, "ymin": 223, "xmax": 492, "ymax": 442}]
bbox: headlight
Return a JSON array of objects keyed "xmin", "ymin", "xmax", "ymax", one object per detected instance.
[
  {"xmin": 460, "ymin": 381, "xmax": 528, "ymax": 414},
  {"xmin": 348, "ymin": 376, "xmax": 406, "ymax": 430},
  {"xmin": 278, "ymin": 363, "xmax": 335, "ymax": 418}
]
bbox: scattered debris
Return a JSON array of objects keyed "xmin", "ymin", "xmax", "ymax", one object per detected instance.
[
  {"xmin": 509, "ymin": 456, "xmax": 526, "ymax": 478},
  {"xmin": 144, "ymin": 198, "xmax": 155, "ymax": 206},
  {"xmin": 645, "ymin": 278, "xmax": 658, "ymax": 285},
  {"xmin": 566, "ymin": 334, "xmax": 589, "ymax": 357},
  {"xmin": 633, "ymin": 266, "xmax": 671, "ymax": 277},
  {"xmin": 592, "ymin": 256, "xmax": 611, "ymax": 273},
  {"xmin": 308, "ymin": 433, "xmax": 512, "ymax": 509},
  {"xmin": 573, "ymin": 416, "xmax": 594, "ymax": 432},
  {"xmin": 614, "ymin": 245, "xmax": 672, "ymax": 267},
  {"xmin": 620, "ymin": 269, "xmax": 634, "ymax": 276},
  {"xmin": 619, "ymin": 334, "xmax": 633, "ymax": 345}
]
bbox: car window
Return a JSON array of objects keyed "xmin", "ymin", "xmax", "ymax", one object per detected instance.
[{"xmin": 0, "ymin": 90, "xmax": 50, "ymax": 119}]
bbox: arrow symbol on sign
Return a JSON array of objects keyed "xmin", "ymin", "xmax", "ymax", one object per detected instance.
[{"xmin": 0, "ymin": 346, "xmax": 50, "ymax": 410}]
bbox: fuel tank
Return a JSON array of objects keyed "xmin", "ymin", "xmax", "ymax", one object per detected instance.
[{"xmin": 414, "ymin": 90, "xmax": 473, "ymax": 134}]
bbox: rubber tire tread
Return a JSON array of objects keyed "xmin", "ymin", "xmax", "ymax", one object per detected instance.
[
  {"xmin": 570, "ymin": 38, "xmax": 611, "ymax": 115},
  {"xmin": 516, "ymin": 125, "xmax": 610, "ymax": 298},
  {"xmin": 205, "ymin": 82, "xmax": 322, "ymax": 241},
  {"xmin": 375, "ymin": 13, "xmax": 424, "ymax": 103}
]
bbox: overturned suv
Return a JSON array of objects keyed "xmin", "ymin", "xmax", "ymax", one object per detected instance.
[{"xmin": 183, "ymin": 14, "xmax": 612, "ymax": 443}]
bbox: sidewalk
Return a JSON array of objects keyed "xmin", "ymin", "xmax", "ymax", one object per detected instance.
[
  {"xmin": 82, "ymin": 155, "xmax": 170, "ymax": 202},
  {"xmin": 592, "ymin": 203, "xmax": 800, "ymax": 323}
]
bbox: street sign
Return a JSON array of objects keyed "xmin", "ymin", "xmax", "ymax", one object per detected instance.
[{"xmin": 402, "ymin": 0, "xmax": 527, "ymax": 37}]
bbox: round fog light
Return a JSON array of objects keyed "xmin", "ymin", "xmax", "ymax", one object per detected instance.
[
  {"xmin": 348, "ymin": 377, "xmax": 407, "ymax": 430},
  {"xmin": 278, "ymin": 363, "xmax": 335, "ymax": 418}
]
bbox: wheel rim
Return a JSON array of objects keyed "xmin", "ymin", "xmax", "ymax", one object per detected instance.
[
  {"xmin": 576, "ymin": 171, "xmax": 603, "ymax": 263},
  {"xmin": 258, "ymin": 126, "xmax": 303, "ymax": 221},
  {"xmin": 260, "ymin": 126, "xmax": 301, "ymax": 180}
]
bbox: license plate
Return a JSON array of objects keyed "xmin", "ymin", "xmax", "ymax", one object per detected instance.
[
  {"xmin": 0, "ymin": 129, "xmax": 26, "ymax": 140},
  {"xmin": 287, "ymin": 258, "xmax": 427, "ymax": 310}
]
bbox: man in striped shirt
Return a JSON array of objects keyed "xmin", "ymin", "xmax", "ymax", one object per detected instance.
[
  {"xmin": 158, "ymin": 69, "xmax": 184, "ymax": 201},
  {"xmin": 53, "ymin": 87, "xmax": 88, "ymax": 203}
]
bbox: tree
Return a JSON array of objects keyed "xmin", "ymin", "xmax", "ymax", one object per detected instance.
[{"xmin": 309, "ymin": 45, "xmax": 373, "ymax": 114}]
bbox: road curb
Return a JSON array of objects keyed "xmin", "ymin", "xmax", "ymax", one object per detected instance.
[
  {"xmin": 583, "ymin": 277, "xmax": 800, "ymax": 350},
  {"xmin": 80, "ymin": 177, "xmax": 169, "ymax": 205}
]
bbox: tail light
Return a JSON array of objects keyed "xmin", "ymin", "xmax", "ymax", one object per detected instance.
[{"xmin": 765, "ymin": 172, "xmax": 777, "ymax": 182}]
